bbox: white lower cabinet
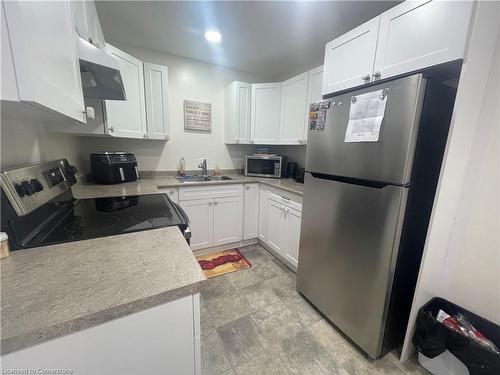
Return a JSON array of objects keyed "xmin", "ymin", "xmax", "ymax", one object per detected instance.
[
  {"xmin": 266, "ymin": 194, "xmax": 302, "ymax": 269},
  {"xmin": 180, "ymin": 182, "xmax": 303, "ymax": 270},
  {"xmin": 213, "ymin": 196, "xmax": 243, "ymax": 246},
  {"xmin": 284, "ymin": 205, "xmax": 302, "ymax": 268},
  {"xmin": 267, "ymin": 198, "xmax": 289, "ymax": 255},
  {"xmin": 162, "ymin": 187, "xmax": 179, "ymax": 204},
  {"xmin": 2, "ymin": 294, "xmax": 201, "ymax": 375},
  {"xmin": 179, "ymin": 185, "xmax": 243, "ymax": 251},
  {"xmin": 244, "ymin": 183, "xmax": 259, "ymax": 240},
  {"xmin": 258, "ymin": 185, "xmax": 270, "ymax": 242},
  {"xmin": 180, "ymin": 198, "xmax": 213, "ymax": 250}
]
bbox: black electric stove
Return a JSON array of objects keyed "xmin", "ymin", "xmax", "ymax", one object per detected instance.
[{"xmin": 1, "ymin": 160, "xmax": 190, "ymax": 250}]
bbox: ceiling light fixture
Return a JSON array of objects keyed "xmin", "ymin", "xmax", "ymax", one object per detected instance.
[{"xmin": 204, "ymin": 30, "xmax": 222, "ymax": 44}]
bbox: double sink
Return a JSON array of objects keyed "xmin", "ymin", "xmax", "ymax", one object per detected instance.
[{"xmin": 176, "ymin": 175, "xmax": 233, "ymax": 183}]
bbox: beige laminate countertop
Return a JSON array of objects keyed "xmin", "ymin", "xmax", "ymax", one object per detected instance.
[
  {"xmin": 71, "ymin": 174, "xmax": 304, "ymax": 199},
  {"xmin": 0, "ymin": 227, "xmax": 206, "ymax": 354}
]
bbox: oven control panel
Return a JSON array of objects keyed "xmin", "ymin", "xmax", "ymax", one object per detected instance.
[{"xmin": 1, "ymin": 159, "xmax": 78, "ymax": 216}]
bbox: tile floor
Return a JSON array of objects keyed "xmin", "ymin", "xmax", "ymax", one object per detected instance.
[{"xmin": 200, "ymin": 244, "xmax": 429, "ymax": 375}]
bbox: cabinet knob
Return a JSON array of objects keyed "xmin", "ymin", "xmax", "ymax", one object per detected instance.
[
  {"xmin": 235, "ymin": 139, "xmax": 239, "ymax": 144},
  {"xmin": 143, "ymin": 134, "xmax": 148, "ymax": 139},
  {"xmin": 362, "ymin": 74, "xmax": 371, "ymax": 81},
  {"xmin": 214, "ymin": 201, "xmax": 218, "ymax": 205},
  {"xmin": 245, "ymin": 185, "xmax": 250, "ymax": 190},
  {"xmin": 372, "ymin": 71, "xmax": 381, "ymax": 79},
  {"xmin": 84, "ymin": 106, "xmax": 95, "ymax": 120},
  {"xmin": 108, "ymin": 126, "xmax": 114, "ymax": 133},
  {"xmin": 209, "ymin": 201, "xmax": 213, "ymax": 205}
]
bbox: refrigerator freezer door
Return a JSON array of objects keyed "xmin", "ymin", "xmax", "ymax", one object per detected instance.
[
  {"xmin": 297, "ymin": 172, "xmax": 408, "ymax": 358},
  {"xmin": 305, "ymin": 74, "xmax": 426, "ymax": 185}
]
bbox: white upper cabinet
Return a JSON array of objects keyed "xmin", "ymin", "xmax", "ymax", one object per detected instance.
[
  {"xmin": 251, "ymin": 83, "xmax": 282, "ymax": 144},
  {"xmin": 105, "ymin": 44, "xmax": 147, "ymax": 139},
  {"xmin": 307, "ymin": 66, "xmax": 324, "ymax": 105},
  {"xmin": 3, "ymin": 0, "xmax": 85, "ymax": 122},
  {"xmin": 303, "ymin": 65, "xmax": 324, "ymax": 143},
  {"xmin": 225, "ymin": 81, "xmax": 251, "ymax": 144},
  {"xmin": 374, "ymin": 0, "xmax": 475, "ymax": 80},
  {"xmin": 280, "ymin": 72, "xmax": 309, "ymax": 145},
  {"xmin": 322, "ymin": 17, "xmax": 380, "ymax": 95},
  {"xmin": 69, "ymin": 0, "xmax": 105, "ymax": 49},
  {"xmin": 144, "ymin": 63, "xmax": 169, "ymax": 140},
  {"xmin": 322, "ymin": 0, "xmax": 475, "ymax": 96}
]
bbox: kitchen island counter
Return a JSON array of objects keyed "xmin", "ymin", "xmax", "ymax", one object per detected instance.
[{"xmin": 1, "ymin": 226, "xmax": 205, "ymax": 355}]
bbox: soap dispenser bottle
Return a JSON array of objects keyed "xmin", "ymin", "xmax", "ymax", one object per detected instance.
[{"xmin": 179, "ymin": 157, "xmax": 186, "ymax": 176}]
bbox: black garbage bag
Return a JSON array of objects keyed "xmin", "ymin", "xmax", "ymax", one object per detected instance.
[{"xmin": 413, "ymin": 298, "xmax": 500, "ymax": 375}]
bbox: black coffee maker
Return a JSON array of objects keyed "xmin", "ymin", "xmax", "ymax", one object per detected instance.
[{"xmin": 286, "ymin": 162, "xmax": 297, "ymax": 179}]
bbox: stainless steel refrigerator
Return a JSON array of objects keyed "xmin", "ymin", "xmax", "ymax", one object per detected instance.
[{"xmin": 297, "ymin": 73, "xmax": 457, "ymax": 359}]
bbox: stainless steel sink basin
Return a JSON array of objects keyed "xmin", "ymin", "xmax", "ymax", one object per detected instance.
[
  {"xmin": 175, "ymin": 175, "xmax": 233, "ymax": 183},
  {"xmin": 208, "ymin": 176, "xmax": 233, "ymax": 181}
]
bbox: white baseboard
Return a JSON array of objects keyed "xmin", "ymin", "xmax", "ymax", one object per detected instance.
[
  {"xmin": 257, "ymin": 239, "xmax": 297, "ymax": 273},
  {"xmin": 192, "ymin": 238, "xmax": 258, "ymax": 256}
]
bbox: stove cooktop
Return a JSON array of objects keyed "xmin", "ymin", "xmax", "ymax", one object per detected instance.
[{"xmin": 4, "ymin": 193, "xmax": 189, "ymax": 249}]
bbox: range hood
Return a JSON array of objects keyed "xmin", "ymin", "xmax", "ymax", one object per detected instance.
[{"xmin": 78, "ymin": 37, "xmax": 126, "ymax": 101}]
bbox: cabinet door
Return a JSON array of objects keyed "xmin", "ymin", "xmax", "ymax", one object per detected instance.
[
  {"xmin": 280, "ymin": 72, "xmax": 309, "ymax": 145},
  {"xmin": 225, "ymin": 81, "xmax": 251, "ymax": 144},
  {"xmin": 251, "ymin": 83, "xmax": 282, "ymax": 144},
  {"xmin": 213, "ymin": 196, "xmax": 243, "ymax": 246},
  {"xmin": 144, "ymin": 63, "xmax": 169, "ymax": 140},
  {"xmin": 284, "ymin": 206, "xmax": 302, "ymax": 269},
  {"xmin": 304, "ymin": 65, "xmax": 324, "ymax": 142},
  {"xmin": 4, "ymin": 0, "xmax": 85, "ymax": 122},
  {"xmin": 258, "ymin": 185, "xmax": 270, "ymax": 243},
  {"xmin": 1, "ymin": 3, "xmax": 18, "ymax": 101},
  {"xmin": 180, "ymin": 199, "xmax": 213, "ymax": 250},
  {"xmin": 374, "ymin": 0, "xmax": 474, "ymax": 81},
  {"xmin": 70, "ymin": 0, "xmax": 105, "ymax": 49},
  {"xmin": 243, "ymin": 184, "xmax": 259, "ymax": 240},
  {"xmin": 164, "ymin": 188, "xmax": 179, "ymax": 205},
  {"xmin": 267, "ymin": 198, "xmax": 288, "ymax": 257},
  {"xmin": 2, "ymin": 295, "xmax": 197, "ymax": 375},
  {"xmin": 322, "ymin": 16, "xmax": 380, "ymax": 96},
  {"xmin": 105, "ymin": 44, "xmax": 147, "ymax": 139}
]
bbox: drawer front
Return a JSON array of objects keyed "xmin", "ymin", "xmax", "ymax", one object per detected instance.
[
  {"xmin": 268, "ymin": 193, "xmax": 302, "ymax": 212},
  {"xmin": 179, "ymin": 184, "xmax": 243, "ymax": 201},
  {"xmin": 267, "ymin": 187, "xmax": 302, "ymax": 208}
]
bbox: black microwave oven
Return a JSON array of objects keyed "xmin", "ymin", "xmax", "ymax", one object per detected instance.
[{"xmin": 244, "ymin": 155, "xmax": 287, "ymax": 179}]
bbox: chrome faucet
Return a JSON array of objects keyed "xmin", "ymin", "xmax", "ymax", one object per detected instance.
[{"xmin": 199, "ymin": 159, "xmax": 208, "ymax": 176}]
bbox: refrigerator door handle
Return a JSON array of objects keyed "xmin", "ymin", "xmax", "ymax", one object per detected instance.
[{"xmin": 309, "ymin": 172, "xmax": 409, "ymax": 189}]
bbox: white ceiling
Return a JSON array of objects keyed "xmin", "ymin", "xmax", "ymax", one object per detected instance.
[{"xmin": 96, "ymin": 1, "xmax": 399, "ymax": 81}]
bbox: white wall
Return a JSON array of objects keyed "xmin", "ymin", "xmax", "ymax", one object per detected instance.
[
  {"xmin": 0, "ymin": 116, "xmax": 85, "ymax": 171},
  {"xmin": 77, "ymin": 43, "xmax": 279, "ymax": 172},
  {"xmin": 1, "ymin": 44, "xmax": 307, "ymax": 174},
  {"xmin": 401, "ymin": 0, "xmax": 500, "ymax": 360}
]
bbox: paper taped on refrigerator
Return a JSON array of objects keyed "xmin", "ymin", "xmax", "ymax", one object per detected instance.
[{"xmin": 344, "ymin": 89, "xmax": 388, "ymax": 143}]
